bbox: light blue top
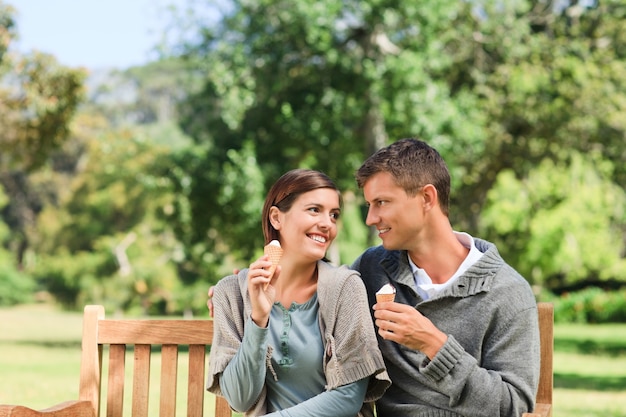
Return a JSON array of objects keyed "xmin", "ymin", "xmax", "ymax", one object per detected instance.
[{"xmin": 219, "ymin": 293, "xmax": 368, "ymax": 416}]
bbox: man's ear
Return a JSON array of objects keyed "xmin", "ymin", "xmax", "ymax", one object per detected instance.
[
  {"xmin": 422, "ymin": 184, "xmax": 438, "ymax": 211},
  {"xmin": 269, "ymin": 206, "xmax": 282, "ymax": 230}
]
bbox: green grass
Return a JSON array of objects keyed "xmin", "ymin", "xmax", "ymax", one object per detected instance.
[
  {"xmin": 552, "ymin": 323, "xmax": 626, "ymax": 417},
  {"xmin": 1, "ymin": 305, "xmax": 626, "ymax": 416}
]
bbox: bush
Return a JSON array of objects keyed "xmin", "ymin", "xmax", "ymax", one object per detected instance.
[
  {"xmin": 549, "ymin": 287, "xmax": 626, "ymax": 323},
  {"xmin": 0, "ymin": 263, "xmax": 35, "ymax": 306}
]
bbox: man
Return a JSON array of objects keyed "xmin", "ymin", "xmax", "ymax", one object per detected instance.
[
  {"xmin": 353, "ymin": 138, "xmax": 539, "ymax": 416},
  {"xmin": 208, "ymin": 138, "xmax": 540, "ymax": 416}
]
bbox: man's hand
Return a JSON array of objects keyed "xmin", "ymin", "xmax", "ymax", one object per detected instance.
[
  {"xmin": 373, "ymin": 302, "xmax": 448, "ymax": 359},
  {"xmin": 207, "ymin": 286, "xmax": 215, "ymax": 318},
  {"xmin": 207, "ymin": 268, "xmax": 241, "ymax": 318}
]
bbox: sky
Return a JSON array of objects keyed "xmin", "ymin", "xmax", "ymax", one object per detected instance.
[{"xmin": 8, "ymin": 0, "xmax": 190, "ymax": 70}]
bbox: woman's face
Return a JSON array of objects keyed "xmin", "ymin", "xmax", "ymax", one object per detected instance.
[{"xmin": 272, "ymin": 188, "xmax": 340, "ymax": 262}]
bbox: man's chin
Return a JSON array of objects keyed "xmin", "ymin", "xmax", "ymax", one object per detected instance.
[{"xmin": 380, "ymin": 238, "xmax": 396, "ymax": 250}]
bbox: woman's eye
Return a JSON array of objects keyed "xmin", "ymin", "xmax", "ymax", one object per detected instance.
[{"xmin": 331, "ymin": 212, "xmax": 340, "ymax": 220}]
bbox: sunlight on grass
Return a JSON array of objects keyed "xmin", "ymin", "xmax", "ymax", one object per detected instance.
[{"xmin": 555, "ymin": 389, "xmax": 626, "ymax": 417}]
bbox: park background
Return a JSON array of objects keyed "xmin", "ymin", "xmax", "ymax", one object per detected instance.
[{"xmin": 1, "ymin": 0, "xmax": 625, "ymax": 416}]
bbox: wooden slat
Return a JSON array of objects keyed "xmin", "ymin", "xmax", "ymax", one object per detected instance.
[
  {"xmin": 131, "ymin": 345, "xmax": 151, "ymax": 417},
  {"xmin": 97, "ymin": 321, "xmax": 214, "ymax": 345},
  {"xmin": 186, "ymin": 345, "xmax": 206, "ymax": 417},
  {"xmin": 78, "ymin": 305, "xmax": 104, "ymax": 416},
  {"xmin": 159, "ymin": 345, "xmax": 178, "ymax": 417},
  {"xmin": 106, "ymin": 345, "xmax": 126, "ymax": 417},
  {"xmin": 214, "ymin": 397, "xmax": 232, "ymax": 417},
  {"xmin": 536, "ymin": 303, "xmax": 554, "ymax": 408}
]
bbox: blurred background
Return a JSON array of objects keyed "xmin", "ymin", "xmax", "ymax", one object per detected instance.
[
  {"xmin": 0, "ymin": 0, "xmax": 624, "ymax": 321},
  {"xmin": 1, "ymin": 1, "xmax": 625, "ymax": 416}
]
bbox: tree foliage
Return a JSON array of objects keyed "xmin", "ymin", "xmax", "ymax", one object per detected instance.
[
  {"xmin": 173, "ymin": 0, "xmax": 626, "ymax": 291},
  {"xmin": 0, "ymin": 51, "xmax": 85, "ymax": 172},
  {"xmin": 480, "ymin": 152, "xmax": 626, "ymax": 290},
  {"xmin": 1, "ymin": 0, "xmax": 625, "ymax": 313},
  {"xmin": 1, "ymin": 3, "xmax": 86, "ymax": 275}
]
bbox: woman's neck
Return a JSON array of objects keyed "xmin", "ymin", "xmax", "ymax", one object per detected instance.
[{"xmin": 274, "ymin": 261, "xmax": 318, "ymax": 306}]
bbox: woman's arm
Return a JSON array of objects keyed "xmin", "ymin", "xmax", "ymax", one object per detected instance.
[
  {"xmin": 219, "ymin": 316, "xmax": 269, "ymax": 412},
  {"xmin": 264, "ymin": 378, "xmax": 368, "ymax": 417}
]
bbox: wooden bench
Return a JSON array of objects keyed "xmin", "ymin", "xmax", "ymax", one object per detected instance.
[
  {"xmin": 522, "ymin": 302, "xmax": 554, "ymax": 417},
  {"xmin": 1, "ymin": 303, "xmax": 553, "ymax": 417},
  {"xmin": 0, "ymin": 305, "xmax": 232, "ymax": 417}
]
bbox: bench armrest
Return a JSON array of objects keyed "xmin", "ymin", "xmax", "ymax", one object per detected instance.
[
  {"xmin": 0, "ymin": 400, "xmax": 95, "ymax": 417},
  {"xmin": 522, "ymin": 403, "xmax": 552, "ymax": 417}
]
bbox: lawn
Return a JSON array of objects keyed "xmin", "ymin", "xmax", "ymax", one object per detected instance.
[
  {"xmin": 552, "ymin": 323, "xmax": 626, "ymax": 417},
  {"xmin": 1, "ymin": 304, "xmax": 625, "ymax": 416}
]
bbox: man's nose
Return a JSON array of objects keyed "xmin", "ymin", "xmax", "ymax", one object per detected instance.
[{"xmin": 365, "ymin": 207, "xmax": 378, "ymax": 227}]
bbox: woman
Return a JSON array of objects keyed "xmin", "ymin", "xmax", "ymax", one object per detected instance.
[{"xmin": 207, "ymin": 169, "xmax": 390, "ymax": 417}]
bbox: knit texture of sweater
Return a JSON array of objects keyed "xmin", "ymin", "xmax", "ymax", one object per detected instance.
[{"xmin": 352, "ymin": 238, "xmax": 540, "ymax": 417}]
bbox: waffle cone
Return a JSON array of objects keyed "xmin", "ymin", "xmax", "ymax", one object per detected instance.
[
  {"xmin": 376, "ymin": 293, "xmax": 396, "ymax": 303},
  {"xmin": 264, "ymin": 244, "xmax": 283, "ymax": 278}
]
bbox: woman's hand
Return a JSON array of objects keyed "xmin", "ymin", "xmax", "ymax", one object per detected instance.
[{"xmin": 248, "ymin": 255, "xmax": 280, "ymax": 327}]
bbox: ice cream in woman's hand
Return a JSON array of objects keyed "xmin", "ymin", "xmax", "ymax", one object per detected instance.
[
  {"xmin": 376, "ymin": 283, "xmax": 396, "ymax": 303},
  {"xmin": 263, "ymin": 240, "xmax": 283, "ymax": 289}
]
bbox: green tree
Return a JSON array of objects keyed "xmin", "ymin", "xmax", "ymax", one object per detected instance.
[
  {"xmin": 0, "ymin": 184, "xmax": 34, "ymax": 306},
  {"xmin": 480, "ymin": 152, "xmax": 626, "ymax": 290},
  {"xmin": 0, "ymin": 1, "xmax": 14, "ymax": 62},
  {"xmin": 1, "ymin": 4, "xmax": 86, "ymax": 270},
  {"xmin": 173, "ymin": 0, "xmax": 481, "ymax": 263},
  {"xmin": 32, "ymin": 118, "xmax": 189, "ymax": 313},
  {"xmin": 457, "ymin": 0, "xmax": 626, "ymax": 230},
  {"xmin": 170, "ymin": 0, "xmax": 625, "ymax": 292}
]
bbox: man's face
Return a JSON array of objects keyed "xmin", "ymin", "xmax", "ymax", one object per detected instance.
[{"xmin": 362, "ymin": 172, "xmax": 425, "ymax": 251}]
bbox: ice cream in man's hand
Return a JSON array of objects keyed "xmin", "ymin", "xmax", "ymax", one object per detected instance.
[{"xmin": 376, "ymin": 283, "xmax": 396, "ymax": 303}]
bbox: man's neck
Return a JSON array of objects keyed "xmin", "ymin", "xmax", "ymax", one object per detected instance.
[{"xmin": 408, "ymin": 230, "xmax": 469, "ymax": 284}]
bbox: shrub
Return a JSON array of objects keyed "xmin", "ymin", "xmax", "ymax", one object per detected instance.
[
  {"xmin": 549, "ymin": 287, "xmax": 626, "ymax": 323},
  {"xmin": 0, "ymin": 263, "xmax": 35, "ymax": 306}
]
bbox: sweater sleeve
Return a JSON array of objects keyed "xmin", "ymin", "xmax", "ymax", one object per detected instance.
[
  {"xmin": 318, "ymin": 265, "xmax": 390, "ymax": 402},
  {"xmin": 419, "ymin": 304, "xmax": 540, "ymax": 416},
  {"xmin": 264, "ymin": 378, "xmax": 368, "ymax": 417},
  {"xmin": 219, "ymin": 316, "xmax": 269, "ymax": 412},
  {"xmin": 207, "ymin": 274, "xmax": 246, "ymax": 395}
]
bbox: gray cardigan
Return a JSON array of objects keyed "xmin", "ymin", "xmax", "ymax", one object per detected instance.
[
  {"xmin": 352, "ymin": 238, "xmax": 540, "ymax": 417},
  {"xmin": 207, "ymin": 260, "xmax": 391, "ymax": 416}
]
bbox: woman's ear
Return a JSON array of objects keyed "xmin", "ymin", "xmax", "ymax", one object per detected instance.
[{"xmin": 269, "ymin": 206, "xmax": 282, "ymax": 230}]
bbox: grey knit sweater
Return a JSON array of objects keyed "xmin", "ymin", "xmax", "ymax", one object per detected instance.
[
  {"xmin": 351, "ymin": 238, "xmax": 540, "ymax": 417},
  {"xmin": 207, "ymin": 260, "xmax": 391, "ymax": 416}
]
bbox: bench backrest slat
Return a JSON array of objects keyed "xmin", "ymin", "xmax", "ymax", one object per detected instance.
[{"xmin": 77, "ymin": 305, "xmax": 231, "ymax": 417}]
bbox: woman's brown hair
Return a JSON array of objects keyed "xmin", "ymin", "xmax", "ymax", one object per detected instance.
[{"xmin": 262, "ymin": 169, "xmax": 341, "ymax": 244}]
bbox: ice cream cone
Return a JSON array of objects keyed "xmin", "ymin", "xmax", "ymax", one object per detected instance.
[
  {"xmin": 263, "ymin": 240, "xmax": 283, "ymax": 289},
  {"xmin": 376, "ymin": 293, "xmax": 396, "ymax": 303},
  {"xmin": 375, "ymin": 283, "xmax": 396, "ymax": 303}
]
